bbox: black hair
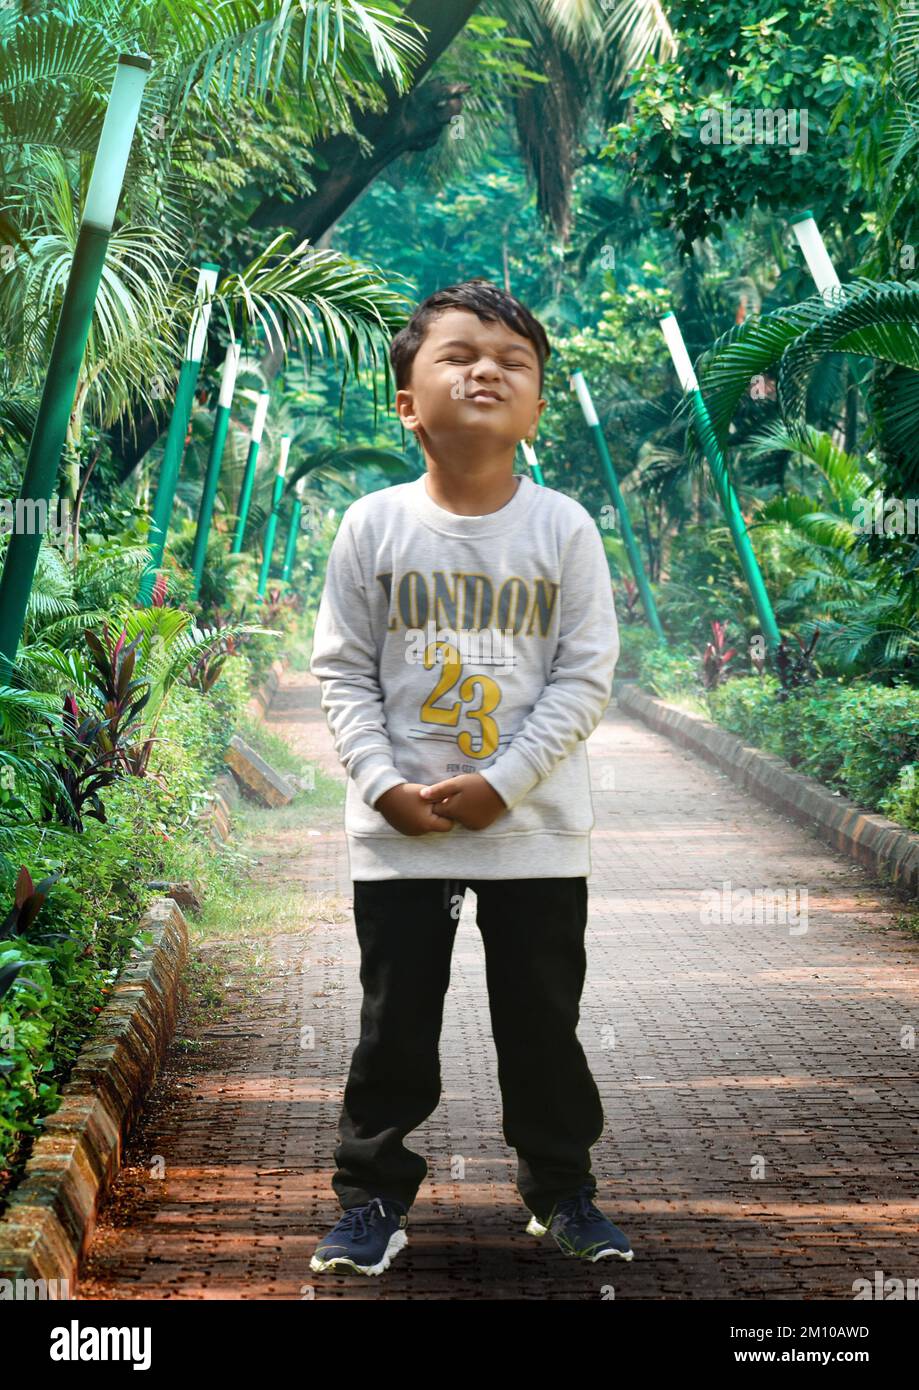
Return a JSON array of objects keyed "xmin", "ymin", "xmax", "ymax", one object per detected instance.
[{"xmin": 390, "ymin": 278, "xmax": 551, "ymax": 394}]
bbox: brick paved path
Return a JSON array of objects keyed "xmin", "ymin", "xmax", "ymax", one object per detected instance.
[{"xmin": 78, "ymin": 669, "xmax": 919, "ymax": 1300}]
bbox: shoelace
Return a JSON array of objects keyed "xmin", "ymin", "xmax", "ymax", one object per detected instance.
[
  {"xmin": 335, "ymin": 1197, "xmax": 387, "ymax": 1241},
  {"xmin": 554, "ymin": 1187, "xmax": 603, "ymax": 1225}
]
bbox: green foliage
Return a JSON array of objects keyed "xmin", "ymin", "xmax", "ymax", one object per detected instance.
[
  {"xmin": 879, "ymin": 763, "xmax": 919, "ymax": 830},
  {"xmin": 634, "ymin": 641, "xmax": 701, "ymax": 698},
  {"xmin": 602, "ymin": 0, "xmax": 886, "ymax": 254},
  {"xmin": 613, "ymin": 622, "xmax": 665, "ymax": 679},
  {"xmin": 0, "ymin": 616, "xmax": 257, "ymax": 1189},
  {"xmin": 700, "ymin": 674, "xmax": 919, "ymax": 827}
]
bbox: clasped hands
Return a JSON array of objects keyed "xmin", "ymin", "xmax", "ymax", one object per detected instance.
[{"xmin": 374, "ymin": 773, "xmax": 508, "ymax": 836}]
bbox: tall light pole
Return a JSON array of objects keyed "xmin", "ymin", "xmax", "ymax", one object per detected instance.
[
  {"xmin": 788, "ymin": 211, "xmax": 841, "ymax": 296},
  {"xmin": 138, "ymin": 260, "xmax": 220, "ymax": 603},
  {"xmin": 659, "ymin": 310, "xmax": 781, "ymax": 651},
  {"xmin": 520, "ymin": 439, "xmax": 545, "ymax": 486},
  {"xmin": 281, "ymin": 476, "xmax": 305, "ymax": 582},
  {"xmin": 257, "ymin": 434, "xmax": 290, "ymax": 598},
  {"xmin": 190, "ymin": 339, "xmax": 240, "ymax": 600},
  {"xmin": 789, "ymin": 208, "xmax": 866, "ymax": 408},
  {"xmin": 231, "ymin": 390, "xmax": 270, "ymax": 553},
  {"xmin": 570, "ymin": 369, "xmax": 666, "ymax": 642},
  {"xmin": 0, "ymin": 53, "xmax": 152, "ymax": 664}
]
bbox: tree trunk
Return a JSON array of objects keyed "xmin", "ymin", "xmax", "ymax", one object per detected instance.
[{"xmin": 257, "ymin": 76, "xmax": 471, "ymax": 379}]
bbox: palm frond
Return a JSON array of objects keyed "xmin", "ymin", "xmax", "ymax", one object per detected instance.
[{"xmin": 163, "ymin": 0, "xmax": 427, "ymax": 129}]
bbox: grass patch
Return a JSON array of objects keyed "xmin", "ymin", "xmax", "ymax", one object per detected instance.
[
  {"xmin": 188, "ymin": 725, "xmax": 344, "ymax": 947},
  {"xmin": 232, "ymin": 711, "xmax": 344, "ymax": 829},
  {"xmin": 237, "ymin": 711, "xmax": 310, "ymax": 776},
  {"xmin": 665, "ymin": 692, "xmax": 712, "ymax": 720},
  {"xmin": 896, "ymin": 912, "xmax": 919, "ymax": 939},
  {"xmin": 238, "ymin": 768, "xmax": 343, "ymax": 832},
  {"xmin": 190, "ymin": 842, "xmax": 319, "ymax": 943}
]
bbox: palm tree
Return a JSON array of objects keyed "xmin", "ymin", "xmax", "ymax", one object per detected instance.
[
  {"xmin": 0, "ymin": 1, "xmax": 424, "ymax": 555},
  {"xmin": 745, "ymin": 422, "xmax": 918, "ymax": 678},
  {"xmin": 0, "ymin": 0, "xmax": 425, "ymax": 469}
]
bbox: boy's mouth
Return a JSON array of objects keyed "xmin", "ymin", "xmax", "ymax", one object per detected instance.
[{"xmin": 467, "ymin": 389, "xmax": 503, "ymax": 403}]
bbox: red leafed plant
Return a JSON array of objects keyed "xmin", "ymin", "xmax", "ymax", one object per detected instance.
[
  {"xmin": 701, "ymin": 620, "xmax": 736, "ymax": 689},
  {"xmin": 0, "ymin": 866, "xmax": 61, "ymax": 942},
  {"xmin": 83, "ymin": 624, "xmax": 155, "ymax": 774},
  {"xmin": 47, "ymin": 693, "xmax": 122, "ymax": 831},
  {"xmin": 617, "ymin": 577, "xmax": 641, "ymax": 624},
  {"xmin": 0, "ymin": 866, "xmax": 63, "ymax": 1012}
]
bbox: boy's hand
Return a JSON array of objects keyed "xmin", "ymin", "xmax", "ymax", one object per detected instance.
[
  {"xmin": 374, "ymin": 782, "xmax": 457, "ymax": 836},
  {"xmin": 418, "ymin": 773, "xmax": 508, "ymax": 830}
]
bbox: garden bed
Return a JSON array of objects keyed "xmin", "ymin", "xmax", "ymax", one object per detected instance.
[{"xmin": 0, "ymin": 654, "xmax": 288, "ymax": 1288}]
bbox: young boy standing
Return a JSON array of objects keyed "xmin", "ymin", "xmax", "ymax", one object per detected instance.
[{"xmin": 308, "ymin": 279, "xmax": 630, "ymax": 1276}]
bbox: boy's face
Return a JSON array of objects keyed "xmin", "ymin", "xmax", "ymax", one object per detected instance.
[{"xmin": 394, "ymin": 307, "xmax": 546, "ymax": 455}]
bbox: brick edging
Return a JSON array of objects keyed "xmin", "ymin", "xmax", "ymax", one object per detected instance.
[
  {"xmin": 245, "ymin": 655, "xmax": 289, "ymax": 723},
  {"xmin": 0, "ymin": 898, "xmax": 188, "ymax": 1288},
  {"xmin": 616, "ymin": 682, "xmax": 919, "ymax": 899}
]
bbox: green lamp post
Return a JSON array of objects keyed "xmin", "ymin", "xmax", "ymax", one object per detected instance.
[
  {"xmin": 189, "ymin": 339, "xmax": 240, "ymax": 599},
  {"xmin": 659, "ymin": 310, "xmax": 781, "ymax": 651},
  {"xmin": 520, "ymin": 439, "xmax": 546, "ymax": 486},
  {"xmin": 138, "ymin": 260, "xmax": 220, "ymax": 603},
  {"xmin": 281, "ymin": 476, "xmax": 305, "ymax": 582},
  {"xmin": 788, "ymin": 211, "xmax": 842, "ymax": 297},
  {"xmin": 257, "ymin": 434, "xmax": 290, "ymax": 598},
  {"xmin": 0, "ymin": 53, "xmax": 152, "ymax": 664},
  {"xmin": 231, "ymin": 390, "xmax": 270, "ymax": 553},
  {"xmin": 570, "ymin": 369, "xmax": 666, "ymax": 642},
  {"xmin": 789, "ymin": 209, "xmax": 867, "ymax": 402}
]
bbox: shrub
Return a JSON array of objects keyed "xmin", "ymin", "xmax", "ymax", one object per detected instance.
[{"xmin": 614, "ymin": 623, "xmax": 662, "ymax": 679}]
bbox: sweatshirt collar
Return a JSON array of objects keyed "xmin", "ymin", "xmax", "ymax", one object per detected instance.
[{"xmin": 405, "ymin": 471, "xmax": 536, "ymax": 537}]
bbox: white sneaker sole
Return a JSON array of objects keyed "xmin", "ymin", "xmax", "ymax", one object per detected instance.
[
  {"xmin": 310, "ymin": 1227, "xmax": 408, "ymax": 1276},
  {"xmin": 526, "ymin": 1214, "xmax": 634, "ymax": 1261}
]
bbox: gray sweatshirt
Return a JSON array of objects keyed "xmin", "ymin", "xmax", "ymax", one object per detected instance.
[{"xmin": 308, "ymin": 471, "xmax": 620, "ymax": 880}]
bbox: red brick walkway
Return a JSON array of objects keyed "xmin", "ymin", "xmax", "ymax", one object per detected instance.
[{"xmin": 78, "ymin": 669, "xmax": 919, "ymax": 1299}]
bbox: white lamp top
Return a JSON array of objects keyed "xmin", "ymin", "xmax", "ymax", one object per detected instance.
[
  {"xmin": 659, "ymin": 311, "xmax": 699, "ymax": 392},
  {"xmin": 82, "ymin": 54, "xmax": 153, "ymax": 231},
  {"xmin": 789, "ymin": 212, "xmax": 841, "ymax": 297},
  {"xmin": 186, "ymin": 263, "xmax": 220, "ymax": 363},
  {"xmin": 569, "ymin": 370, "xmax": 599, "ymax": 427},
  {"xmin": 250, "ymin": 391, "xmax": 270, "ymax": 443},
  {"xmin": 217, "ymin": 341, "xmax": 241, "ymax": 408}
]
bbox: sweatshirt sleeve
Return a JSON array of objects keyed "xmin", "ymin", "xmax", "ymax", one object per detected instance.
[
  {"xmin": 477, "ymin": 519, "xmax": 620, "ymax": 811},
  {"xmin": 308, "ymin": 511, "xmax": 406, "ymax": 810}
]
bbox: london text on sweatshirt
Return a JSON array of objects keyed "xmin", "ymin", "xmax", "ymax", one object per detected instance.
[{"xmin": 308, "ymin": 471, "xmax": 620, "ymax": 880}]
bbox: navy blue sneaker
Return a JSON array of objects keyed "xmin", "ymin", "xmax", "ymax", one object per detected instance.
[
  {"xmin": 526, "ymin": 1184, "xmax": 634, "ymax": 1261},
  {"xmin": 310, "ymin": 1197, "xmax": 409, "ymax": 1276}
]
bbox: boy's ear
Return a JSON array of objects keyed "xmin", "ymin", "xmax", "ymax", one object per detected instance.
[
  {"xmin": 525, "ymin": 396, "xmax": 547, "ymax": 439},
  {"xmin": 395, "ymin": 389, "xmax": 419, "ymax": 431}
]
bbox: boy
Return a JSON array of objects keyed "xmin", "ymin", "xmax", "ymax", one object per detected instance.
[{"xmin": 308, "ymin": 279, "xmax": 630, "ymax": 1276}]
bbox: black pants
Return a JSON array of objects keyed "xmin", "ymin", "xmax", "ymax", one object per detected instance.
[{"xmin": 331, "ymin": 876, "xmax": 605, "ymax": 1223}]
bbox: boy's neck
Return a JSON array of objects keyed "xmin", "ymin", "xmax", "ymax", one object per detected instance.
[{"xmin": 421, "ymin": 450, "xmax": 520, "ymax": 517}]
